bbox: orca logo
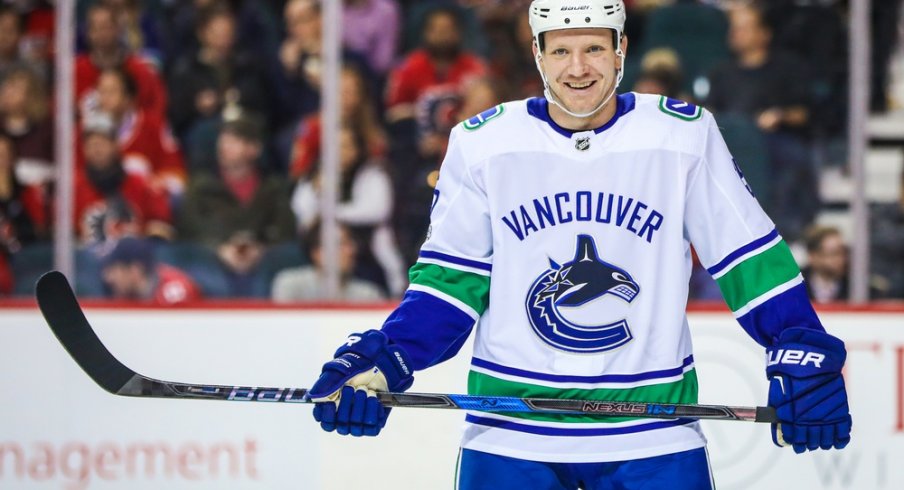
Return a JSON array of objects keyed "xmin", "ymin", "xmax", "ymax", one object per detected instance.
[{"xmin": 525, "ymin": 235, "xmax": 639, "ymax": 353}]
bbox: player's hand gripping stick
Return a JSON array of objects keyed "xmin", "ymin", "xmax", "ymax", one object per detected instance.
[
  {"xmin": 308, "ymin": 330, "xmax": 415, "ymax": 436},
  {"xmin": 766, "ymin": 327, "xmax": 852, "ymax": 453}
]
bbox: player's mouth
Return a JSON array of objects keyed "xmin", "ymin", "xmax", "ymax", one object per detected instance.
[{"xmin": 564, "ymin": 81, "xmax": 596, "ymax": 91}]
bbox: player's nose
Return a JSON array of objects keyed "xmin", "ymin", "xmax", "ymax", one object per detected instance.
[{"xmin": 565, "ymin": 52, "xmax": 590, "ymax": 77}]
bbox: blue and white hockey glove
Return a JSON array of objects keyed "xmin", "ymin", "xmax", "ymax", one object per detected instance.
[
  {"xmin": 766, "ymin": 327, "xmax": 852, "ymax": 453},
  {"xmin": 308, "ymin": 330, "xmax": 414, "ymax": 436}
]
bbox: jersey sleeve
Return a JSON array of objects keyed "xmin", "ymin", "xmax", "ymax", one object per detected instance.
[
  {"xmin": 382, "ymin": 127, "xmax": 492, "ymax": 370},
  {"xmin": 684, "ymin": 112, "xmax": 823, "ymax": 348}
]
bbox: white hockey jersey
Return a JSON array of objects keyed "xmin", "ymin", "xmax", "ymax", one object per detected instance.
[{"xmin": 381, "ymin": 92, "xmax": 820, "ymax": 463}]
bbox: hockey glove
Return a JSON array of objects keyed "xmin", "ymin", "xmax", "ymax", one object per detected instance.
[
  {"xmin": 766, "ymin": 327, "xmax": 852, "ymax": 453},
  {"xmin": 308, "ymin": 330, "xmax": 414, "ymax": 436}
]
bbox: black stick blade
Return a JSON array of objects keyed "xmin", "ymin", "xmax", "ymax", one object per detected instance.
[{"xmin": 35, "ymin": 271, "xmax": 136, "ymax": 394}]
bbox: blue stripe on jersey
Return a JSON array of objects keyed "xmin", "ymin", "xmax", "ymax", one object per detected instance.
[
  {"xmin": 736, "ymin": 283, "xmax": 824, "ymax": 348},
  {"xmin": 465, "ymin": 414, "xmax": 696, "ymax": 436},
  {"xmin": 526, "ymin": 93, "xmax": 637, "ymax": 138},
  {"xmin": 706, "ymin": 229, "xmax": 780, "ymax": 276},
  {"xmin": 419, "ymin": 250, "xmax": 492, "ymax": 272},
  {"xmin": 382, "ymin": 290, "xmax": 476, "ymax": 371},
  {"xmin": 471, "ymin": 355, "xmax": 694, "ymax": 384}
]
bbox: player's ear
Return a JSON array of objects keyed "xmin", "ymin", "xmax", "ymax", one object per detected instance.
[{"xmin": 617, "ymin": 35, "xmax": 628, "ymax": 69}]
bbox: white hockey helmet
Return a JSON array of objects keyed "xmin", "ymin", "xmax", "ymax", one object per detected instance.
[
  {"xmin": 528, "ymin": 0, "xmax": 626, "ymax": 47},
  {"xmin": 528, "ymin": 0, "xmax": 628, "ymax": 119}
]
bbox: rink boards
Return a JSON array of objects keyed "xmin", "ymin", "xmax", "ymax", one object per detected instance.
[{"xmin": 0, "ymin": 305, "xmax": 901, "ymax": 490}]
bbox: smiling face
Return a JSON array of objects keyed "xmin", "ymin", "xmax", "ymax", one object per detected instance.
[{"xmin": 534, "ymin": 28, "xmax": 626, "ymax": 129}]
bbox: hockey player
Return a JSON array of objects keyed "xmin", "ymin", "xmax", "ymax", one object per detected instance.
[{"xmin": 307, "ymin": 1, "xmax": 852, "ymax": 488}]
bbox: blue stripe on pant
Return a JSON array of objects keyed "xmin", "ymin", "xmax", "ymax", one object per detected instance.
[{"xmin": 456, "ymin": 447, "xmax": 713, "ymax": 490}]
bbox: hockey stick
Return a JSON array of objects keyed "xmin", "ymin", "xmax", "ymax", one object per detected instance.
[{"xmin": 35, "ymin": 270, "xmax": 776, "ymax": 423}]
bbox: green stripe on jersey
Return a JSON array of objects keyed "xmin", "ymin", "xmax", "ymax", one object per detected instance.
[
  {"xmin": 409, "ymin": 263, "xmax": 490, "ymax": 315},
  {"xmin": 715, "ymin": 240, "xmax": 800, "ymax": 312},
  {"xmin": 468, "ymin": 369, "xmax": 698, "ymax": 424}
]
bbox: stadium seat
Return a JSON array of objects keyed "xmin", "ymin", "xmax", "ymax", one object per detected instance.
[
  {"xmin": 251, "ymin": 241, "xmax": 308, "ymax": 298},
  {"xmin": 154, "ymin": 241, "xmax": 232, "ymax": 298},
  {"xmin": 10, "ymin": 243, "xmax": 106, "ymax": 298},
  {"xmin": 638, "ymin": 3, "xmax": 730, "ymax": 93},
  {"xmin": 10, "ymin": 243, "xmax": 52, "ymax": 296}
]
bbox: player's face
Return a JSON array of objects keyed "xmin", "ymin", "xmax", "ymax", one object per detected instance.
[{"xmin": 536, "ymin": 28, "xmax": 625, "ymax": 118}]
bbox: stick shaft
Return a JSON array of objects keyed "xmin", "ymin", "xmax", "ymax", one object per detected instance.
[{"xmin": 35, "ymin": 271, "xmax": 776, "ymax": 423}]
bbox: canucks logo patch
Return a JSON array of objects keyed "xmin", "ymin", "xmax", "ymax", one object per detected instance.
[
  {"xmin": 462, "ymin": 104, "xmax": 505, "ymax": 131},
  {"xmin": 658, "ymin": 96, "xmax": 702, "ymax": 121},
  {"xmin": 525, "ymin": 235, "xmax": 639, "ymax": 353}
]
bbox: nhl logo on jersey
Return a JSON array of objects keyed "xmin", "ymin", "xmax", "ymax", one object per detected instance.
[
  {"xmin": 525, "ymin": 235, "xmax": 639, "ymax": 353},
  {"xmin": 575, "ymin": 136, "xmax": 590, "ymax": 151}
]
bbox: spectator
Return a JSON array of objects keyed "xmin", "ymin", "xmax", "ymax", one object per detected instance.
[
  {"xmin": 705, "ymin": 2, "xmax": 818, "ymax": 242},
  {"xmin": 93, "ymin": 67, "xmax": 186, "ymax": 196},
  {"xmin": 178, "ymin": 117, "xmax": 295, "ymax": 295},
  {"xmin": 801, "ymin": 225, "xmax": 848, "ymax": 303},
  {"xmin": 0, "ymin": 66, "xmax": 53, "ymax": 187},
  {"xmin": 76, "ymin": 3, "xmax": 168, "ymax": 120},
  {"xmin": 272, "ymin": 221, "xmax": 385, "ymax": 302},
  {"xmin": 0, "ymin": 6, "xmax": 23, "ymax": 73},
  {"xmin": 98, "ymin": 0, "xmax": 167, "ymax": 67},
  {"xmin": 166, "ymin": 0, "xmax": 280, "ymax": 69},
  {"xmin": 0, "ymin": 6, "xmax": 44, "ymax": 81},
  {"xmin": 394, "ymin": 75, "xmax": 503, "ymax": 263},
  {"xmin": 342, "ymin": 0, "xmax": 401, "ymax": 78},
  {"xmin": 291, "ymin": 124, "xmax": 405, "ymax": 295},
  {"xmin": 75, "ymin": 114, "xmax": 173, "ymax": 246},
  {"xmin": 870, "ymin": 171, "xmax": 904, "ymax": 299},
  {"xmin": 631, "ymin": 48, "xmax": 686, "ymax": 99},
  {"xmin": 485, "ymin": 10, "xmax": 542, "ymax": 101},
  {"xmin": 288, "ymin": 64, "xmax": 388, "ymax": 180},
  {"xmin": 384, "ymin": 6, "xmax": 487, "ymax": 123},
  {"xmin": 418, "ymin": 75, "xmax": 500, "ymax": 165},
  {"xmin": 100, "ymin": 236, "xmax": 202, "ymax": 305},
  {"xmin": 167, "ymin": 4, "xmax": 273, "ymax": 142},
  {"xmin": 767, "ymin": 0, "xmax": 847, "ymax": 140},
  {"xmin": 15, "ymin": 0, "xmax": 53, "ymax": 73},
  {"xmin": 870, "ymin": 0, "xmax": 903, "ymax": 112},
  {"xmin": 0, "ymin": 132, "xmax": 46, "ymax": 252},
  {"xmin": 273, "ymin": 0, "xmax": 373, "ymax": 139}
]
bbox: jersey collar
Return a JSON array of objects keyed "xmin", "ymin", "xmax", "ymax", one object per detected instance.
[{"xmin": 527, "ymin": 92, "xmax": 636, "ymax": 138}]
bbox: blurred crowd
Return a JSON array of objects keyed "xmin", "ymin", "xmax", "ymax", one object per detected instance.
[{"xmin": 0, "ymin": 0, "xmax": 902, "ymax": 303}]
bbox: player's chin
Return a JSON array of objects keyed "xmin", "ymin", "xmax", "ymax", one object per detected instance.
[
  {"xmin": 562, "ymin": 95, "xmax": 605, "ymax": 115},
  {"xmin": 560, "ymin": 87, "xmax": 607, "ymax": 112}
]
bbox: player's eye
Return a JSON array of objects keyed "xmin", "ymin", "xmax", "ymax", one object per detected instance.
[
  {"xmin": 551, "ymin": 48, "xmax": 567, "ymax": 56},
  {"xmin": 588, "ymin": 45, "xmax": 605, "ymax": 53}
]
